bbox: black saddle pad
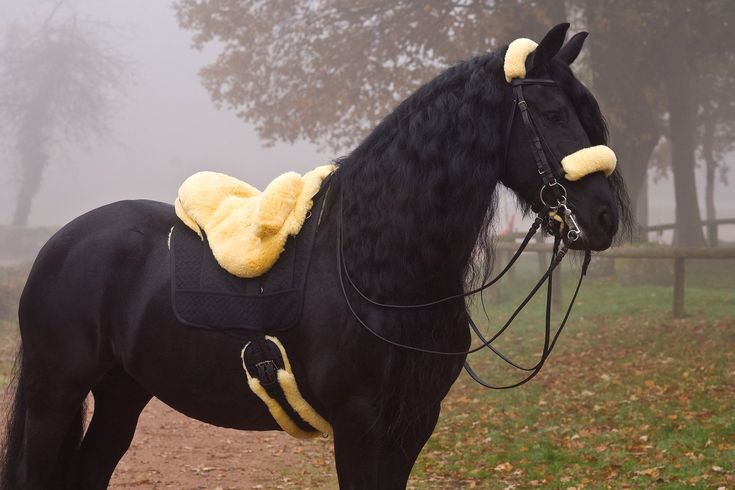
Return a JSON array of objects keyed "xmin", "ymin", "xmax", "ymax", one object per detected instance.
[{"xmin": 170, "ymin": 182, "xmax": 329, "ymax": 336}]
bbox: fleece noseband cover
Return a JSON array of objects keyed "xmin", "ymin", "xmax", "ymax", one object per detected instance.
[
  {"xmin": 560, "ymin": 145, "xmax": 617, "ymax": 181},
  {"xmin": 504, "ymin": 37, "xmax": 617, "ymax": 181}
]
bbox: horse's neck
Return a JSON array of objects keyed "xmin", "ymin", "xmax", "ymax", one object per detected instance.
[{"xmin": 339, "ymin": 159, "xmax": 499, "ymax": 303}]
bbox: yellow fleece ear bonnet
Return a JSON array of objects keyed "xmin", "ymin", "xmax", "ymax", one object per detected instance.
[{"xmin": 503, "ymin": 37, "xmax": 617, "ymax": 181}]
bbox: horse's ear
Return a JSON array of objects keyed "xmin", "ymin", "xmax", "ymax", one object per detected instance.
[
  {"xmin": 555, "ymin": 31, "xmax": 589, "ymax": 65},
  {"xmin": 531, "ymin": 23, "xmax": 570, "ymax": 69}
]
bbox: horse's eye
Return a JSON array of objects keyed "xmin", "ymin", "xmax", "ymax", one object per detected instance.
[{"xmin": 544, "ymin": 110, "xmax": 566, "ymax": 124}]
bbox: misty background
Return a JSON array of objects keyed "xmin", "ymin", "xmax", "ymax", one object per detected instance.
[
  {"xmin": 0, "ymin": 0, "xmax": 325, "ymax": 229},
  {"xmin": 0, "ymin": 0, "xmax": 733, "ymax": 248}
]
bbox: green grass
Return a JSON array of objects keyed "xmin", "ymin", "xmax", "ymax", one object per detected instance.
[
  {"xmin": 1, "ymin": 258, "xmax": 733, "ymax": 488},
  {"xmin": 0, "ymin": 264, "xmax": 26, "ymax": 385},
  {"xmin": 407, "ymin": 256, "xmax": 735, "ymax": 488}
]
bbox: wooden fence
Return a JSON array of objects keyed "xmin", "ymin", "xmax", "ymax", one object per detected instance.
[
  {"xmin": 641, "ymin": 217, "xmax": 735, "ymax": 234},
  {"xmin": 494, "ymin": 241, "xmax": 735, "ymax": 318},
  {"xmin": 641, "ymin": 217, "xmax": 735, "ymax": 246},
  {"xmin": 499, "ymin": 217, "xmax": 735, "ymax": 244}
]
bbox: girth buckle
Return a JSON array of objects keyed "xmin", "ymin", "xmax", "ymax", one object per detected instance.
[{"xmin": 255, "ymin": 360, "xmax": 279, "ymax": 386}]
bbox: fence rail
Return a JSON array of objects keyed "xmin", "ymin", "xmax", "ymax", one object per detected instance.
[
  {"xmin": 494, "ymin": 242, "xmax": 735, "ymax": 318},
  {"xmin": 498, "ymin": 217, "xmax": 735, "ymax": 243},
  {"xmin": 641, "ymin": 217, "xmax": 735, "ymax": 234}
]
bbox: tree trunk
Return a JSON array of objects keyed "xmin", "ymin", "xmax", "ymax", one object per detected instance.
[
  {"xmin": 665, "ymin": 71, "xmax": 706, "ymax": 247},
  {"xmin": 634, "ymin": 177, "xmax": 648, "ymax": 241},
  {"xmin": 11, "ymin": 135, "xmax": 49, "ymax": 227},
  {"xmin": 617, "ymin": 130, "xmax": 656, "ymax": 242},
  {"xmin": 702, "ymin": 117, "xmax": 718, "ymax": 247},
  {"xmin": 585, "ymin": 0, "xmax": 658, "ymax": 241}
]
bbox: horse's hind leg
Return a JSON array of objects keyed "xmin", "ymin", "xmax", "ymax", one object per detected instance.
[
  {"xmin": 73, "ymin": 366, "xmax": 151, "ymax": 490},
  {"xmin": 15, "ymin": 362, "xmax": 93, "ymax": 489}
]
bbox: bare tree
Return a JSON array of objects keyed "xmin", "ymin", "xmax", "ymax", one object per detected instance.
[
  {"xmin": 587, "ymin": 0, "xmax": 735, "ymax": 246},
  {"xmin": 699, "ymin": 100, "xmax": 734, "ymax": 247},
  {"xmin": 174, "ymin": 0, "xmax": 565, "ymax": 151},
  {"xmin": 0, "ymin": 2, "xmax": 129, "ymax": 226}
]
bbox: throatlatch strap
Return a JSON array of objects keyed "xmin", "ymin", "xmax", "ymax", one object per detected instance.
[{"xmin": 241, "ymin": 336, "xmax": 332, "ymax": 439}]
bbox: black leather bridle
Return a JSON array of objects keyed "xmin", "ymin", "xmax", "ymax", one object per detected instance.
[
  {"xmin": 336, "ymin": 77, "xmax": 593, "ymax": 389},
  {"xmin": 505, "ymin": 77, "xmax": 584, "ymax": 243}
]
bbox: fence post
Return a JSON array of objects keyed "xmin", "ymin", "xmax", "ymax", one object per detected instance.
[
  {"xmin": 552, "ymin": 263, "xmax": 562, "ymax": 311},
  {"xmin": 673, "ymin": 257, "xmax": 685, "ymax": 318},
  {"xmin": 536, "ymin": 235, "xmax": 547, "ymax": 274},
  {"xmin": 506, "ymin": 249, "xmax": 516, "ymax": 284}
]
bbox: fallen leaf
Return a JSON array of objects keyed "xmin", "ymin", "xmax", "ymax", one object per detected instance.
[{"xmin": 634, "ymin": 466, "xmax": 664, "ymax": 478}]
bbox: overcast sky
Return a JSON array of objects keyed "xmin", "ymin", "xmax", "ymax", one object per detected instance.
[{"xmin": 0, "ymin": 0, "xmax": 732, "ymax": 236}]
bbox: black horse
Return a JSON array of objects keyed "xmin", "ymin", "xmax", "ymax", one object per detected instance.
[{"xmin": 1, "ymin": 24, "xmax": 630, "ymax": 489}]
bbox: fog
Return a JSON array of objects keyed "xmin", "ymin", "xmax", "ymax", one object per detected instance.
[
  {"xmin": 0, "ymin": 0, "xmax": 733, "ymax": 239},
  {"xmin": 0, "ymin": 3, "xmax": 733, "ymax": 486},
  {"xmin": 0, "ymin": 0, "xmax": 326, "ymax": 227}
]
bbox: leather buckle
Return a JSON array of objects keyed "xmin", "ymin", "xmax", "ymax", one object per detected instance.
[{"xmin": 255, "ymin": 360, "xmax": 279, "ymax": 386}]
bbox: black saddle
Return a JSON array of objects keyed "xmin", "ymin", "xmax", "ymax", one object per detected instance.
[{"xmin": 169, "ymin": 181, "xmax": 329, "ymax": 337}]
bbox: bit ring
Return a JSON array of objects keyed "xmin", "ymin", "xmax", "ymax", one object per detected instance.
[{"xmin": 540, "ymin": 181, "xmax": 567, "ymax": 209}]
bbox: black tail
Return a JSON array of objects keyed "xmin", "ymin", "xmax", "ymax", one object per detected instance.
[{"xmin": 1, "ymin": 349, "xmax": 27, "ymax": 489}]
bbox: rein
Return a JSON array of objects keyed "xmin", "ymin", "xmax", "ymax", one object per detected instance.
[
  {"xmin": 336, "ymin": 77, "xmax": 594, "ymax": 389},
  {"xmin": 337, "ymin": 193, "xmax": 591, "ymax": 388}
]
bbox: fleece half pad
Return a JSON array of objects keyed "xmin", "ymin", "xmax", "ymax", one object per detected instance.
[
  {"xmin": 175, "ymin": 164, "xmax": 334, "ymax": 278},
  {"xmin": 169, "ymin": 180, "xmax": 328, "ymax": 334}
]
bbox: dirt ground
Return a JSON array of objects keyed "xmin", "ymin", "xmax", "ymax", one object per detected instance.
[{"xmin": 109, "ymin": 398, "xmax": 336, "ymax": 489}]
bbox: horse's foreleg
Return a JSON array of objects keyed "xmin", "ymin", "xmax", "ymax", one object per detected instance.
[
  {"xmin": 332, "ymin": 402, "xmax": 440, "ymax": 489},
  {"xmin": 73, "ymin": 367, "xmax": 152, "ymax": 490}
]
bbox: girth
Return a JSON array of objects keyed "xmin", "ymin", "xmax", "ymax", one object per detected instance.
[{"xmin": 241, "ymin": 336, "xmax": 332, "ymax": 439}]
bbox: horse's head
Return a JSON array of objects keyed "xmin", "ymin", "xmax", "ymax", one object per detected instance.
[{"xmin": 501, "ymin": 23, "xmax": 630, "ymax": 251}]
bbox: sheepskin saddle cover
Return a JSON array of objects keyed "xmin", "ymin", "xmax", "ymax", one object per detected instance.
[
  {"xmin": 169, "ymin": 173, "xmax": 331, "ymax": 334},
  {"xmin": 175, "ymin": 164, "xmax": 334, "ymax": 278}
]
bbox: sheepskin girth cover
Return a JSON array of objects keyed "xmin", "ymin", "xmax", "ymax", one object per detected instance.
[
  {"xmin": 241, "ymin": 336, "xmax": 332, "ymax": 439},
  {"xmin": 175, "ymin": 164, "xmax": 334, "ymax": 278}
]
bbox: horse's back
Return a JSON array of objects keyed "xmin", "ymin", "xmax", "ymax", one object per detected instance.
[{"xmin": 28, "ymin": 199, "xmax": 173, "ymax": 267}]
